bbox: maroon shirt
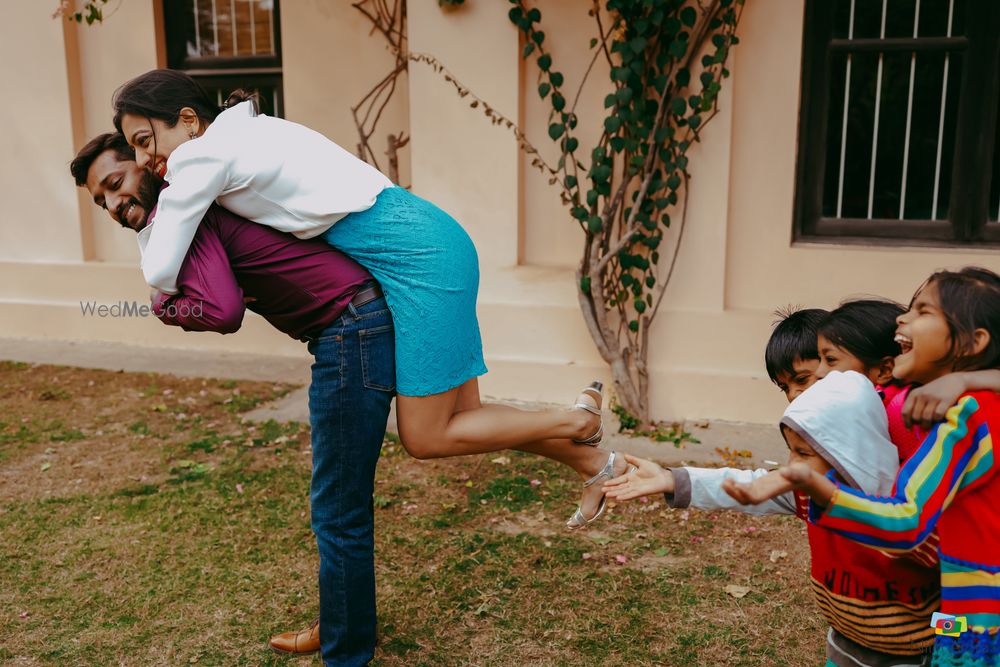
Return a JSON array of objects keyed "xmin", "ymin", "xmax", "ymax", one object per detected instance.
[{"xmin": 152, "ymin": 204, "xmax": 373, "ymax": 340}]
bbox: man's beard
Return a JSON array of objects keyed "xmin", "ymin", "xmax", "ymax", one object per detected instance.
[{"xmin": 134, "ymin": 171, "xmax": 164, "ymax": 229}]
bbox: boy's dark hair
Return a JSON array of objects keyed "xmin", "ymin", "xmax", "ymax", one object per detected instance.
[
  {"xmin": 70, "ymin": 132, "xmax": 134, "ymax": 187},
  {"xmin": 112, "ymin": 68, "xmax": 258, "ymax": 135},
  {"xmin": 924, "ymin": 266, "xmax": 1000, "ymax": 372},
  {"xmin": 818, "ymin": 298, "xmax": 906, "ymax": 368},
  {"xmin": 765, "ymin": 306, "xmax": 829, "ymax": 383}
]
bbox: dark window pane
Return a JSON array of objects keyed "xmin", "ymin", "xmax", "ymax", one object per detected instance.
[
  {"xmin": 853, "ymin": 0, "xmax": 886, "ymax": 39},
  {"xmin": 839, "ymin": 52, "xmax": 879, "ymax": 218},
  {"xmin": 884, "ymin": 0, "xmax": 918, "ymax": 39},
  {"xmin": 918, "ymin": 0, "xmax": 966, "ymax": 37},
  {"xmin": 870, "ymin": 52, "xmax": 911, "ymax": 219}
]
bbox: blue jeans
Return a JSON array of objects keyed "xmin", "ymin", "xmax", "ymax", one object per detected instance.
[{"xmin": 305, "ymin": 296, "xmax": 395, "ymax": 666}]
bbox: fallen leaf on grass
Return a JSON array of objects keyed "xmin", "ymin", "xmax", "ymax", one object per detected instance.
[
  {"xmin": 235, "ymin": 483, "xmax": 244, "ymax": 494},
  {"xmin": 769, "ymin": 550, "xmax": 788, "ymax": 563},
  {"xmin": 614, "ymin": 554, "xmax": 628, "ymax": 565},
  {"xmin": 490, "ymin": 456, "xmax": 510, "ymax": 465},
  {"xmin": 582, "ymin": 552, "xmax": 593, "ymax": 560},
  {"xmin": 724, "ymin": 584, "xmax": 751, "ymax": 599},
  {"xmin": 530, "ymin": 479, "xmax": 542, "ymax": 487},
  {"xmin": 40, "ymin": 463, "xmax": 51, "ymax": 472}
]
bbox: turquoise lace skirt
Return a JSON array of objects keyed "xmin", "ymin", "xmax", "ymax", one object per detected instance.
[{"xmin": 322, "ymin": 186, "xmax": 488, "ymax": 396}]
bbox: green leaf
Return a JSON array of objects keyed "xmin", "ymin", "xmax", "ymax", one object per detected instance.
[
  {"xmin": 538, "ymin": 53, "xmax": 552, "ymax": 71},
  {"xmin": 646, "ymin": 276, "xmax": 656, "ymax": 288},
  {"xmin": 580, "ymin": 276, "xmax": 591, "ymax": 293},
  {"xmin": 671, "ymin": 98, "xmax": 687, "ymax": 116},
  {"xmin": 628, "ymin": 320, "xmax": 639, "ymax": 332},
  {"xmin": 667, "ymin": 174, "xmax": 681, "ymax": 190},
  {"xmin": 587, "ymin": 215, "xmax": 603, "ymax": 233},
  {"xmin": 604, "ymin": 93, "xmax": 617, "ymax": 109},
  {"xmin": 629, "ymin": 36, "xmax": 647, "ymax": 53},
  {"xmin": 532, "ymin": 30, "xmax": 545, "ymax": 45},
  {"xmin": 552, "ymin": 92, "xmax": 566, "ymax": 111},
  {"xmin": 688, "ymin": 114, "xmax": 701, "ymax": 130},
  {"xmin": 586, "ymin": 189, "xmax": 599, "ymax": 206},
  {"xmin": 634, "ymin": 299, "xmax": 647, "ymax": 313},
  {"xmin": 572, "ymin": 206, "xmax": 588, "ymax": 220},
  {"xmin": 538, "ymin": 82, "xmax": 551, "ymax": 99},
  {"xmin": 610, "ymin": 136, "xmax": 625, "ymax": 152},
  {"xmin": 676, "ymin": 68, "xmax": 691, "ymax": 87},
  {"xmin": 616, "ymin": 87, "xmax": 633, "ymax": 104},
  {"xmin": 507, "ymin": 7, "xmax": 523, "ymax": 24},
  {"xmin": 527, "ymin": 8, "xmax": 541, "ymax": 22},
  {"xmin": 565, "ymin": 137, "xmax": 579, "ymax": 152},
  {"xmin": 550, "ymin": 71, "xmax": 564, "ymax": 87},
  {"xmin": 565, "ymin": 175, "xmax": 578, "ymax": 188},
  {"xmin": 604, "ymin": 116, "xmax": 622, "ymax": 133},
  {"xmin": 548, "ymin": 123, "xmax": 565, "ymax": 140},
  {"xmin": 590, "ymin": 37, "xmax": 599, "ymax": 48},
  {"xmin": 523, "ymin": 43, "xmax": 535, "ymax": 58},
  {"xmin": 670, "ymin": 38, "xmax": 688, "ymax": 59},
  {"xmin": 680, "ymin": 6, "xmax": 697, "ymax": 28}
]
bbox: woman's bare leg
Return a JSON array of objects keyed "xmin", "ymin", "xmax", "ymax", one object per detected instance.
[
  {"xmin": 395, "ymin": 377, "xmax": 600, "ymax": 459},
  {"xmin": 397, "ymin": 378, "xmax": 621, "ymax": 520}
]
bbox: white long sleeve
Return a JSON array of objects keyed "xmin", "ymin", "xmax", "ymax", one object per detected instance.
[
  {"xmin": 141, "ymin": 101, "xmax": 392, "ymax": 294},
  {"xmin": 669, "ymin": 466, "xmax": 797, "ymax": 516}
]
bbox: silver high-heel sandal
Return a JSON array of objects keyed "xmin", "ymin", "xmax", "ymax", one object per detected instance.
[
  {"xmin": 566, "ymin": 450, "xmax": 635, "ymax": 529},
  {"xmin": 572, "ymin": 381, "xmax": 604, "ymax": 446}
]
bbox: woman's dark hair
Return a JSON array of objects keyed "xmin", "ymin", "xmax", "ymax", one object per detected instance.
[
  {"xmin": 922, "ymin": 266, "xmax": 1000, "ymax": 372},
  {"xmin": 70, "ymin": 132, "xmax": 134, "ymax": 186},
  {"xmin": 818, "ymin": 298, "xmax": 906, "ymax": 368},
  {"xmin": 112, "ymin": 69, "xmax": 258, "ymax": 134}
]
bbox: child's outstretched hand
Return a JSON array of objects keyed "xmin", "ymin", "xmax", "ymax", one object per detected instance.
[
  {"xmin": 723, "ymin": 463, "xmax": 836, "ymax": 507},
  {"xmin": 721, "ymin": 469, "xmax": 797, "ymax": 506},
  {"xmin": 602, "ymin": 454, "xmax": 673, "ymax": 501},
  {"xmin": 902, "ymin": 374, "xmax": 966, "ymax": 430}
]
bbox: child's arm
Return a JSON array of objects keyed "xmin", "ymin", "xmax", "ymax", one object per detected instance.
[
  {"xmin": 603, "ymin": 454, "xmax": 796, "ymax": 516},
  {"xmin": 142, "ymin": 151, "xmax": 232, "ymax": 294},
  {"xmin": 807, "ymin": 397, "xmax": 991, "ymax": 552},
  {"xmin": 903, "ymin": 370, "xmax": 1000, "ymax": 429}
]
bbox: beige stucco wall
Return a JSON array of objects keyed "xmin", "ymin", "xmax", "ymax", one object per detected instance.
[
  {"xmin": 0, "ymin": 3, "xmax": 86, "ymax": 263},
  {"xmin": 2, "ymin": 0, "xmax": 998, "ymax": 423}
]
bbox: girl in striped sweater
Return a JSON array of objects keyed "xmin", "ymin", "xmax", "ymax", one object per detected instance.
[{"xmin": 727, "ymin": 267, "xmax": 1000, "ymax": 667}]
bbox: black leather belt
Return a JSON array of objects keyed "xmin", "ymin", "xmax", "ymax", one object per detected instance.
[{"xmin": 351, "ymin": 283, "xmax": 383, "ymax": 308}]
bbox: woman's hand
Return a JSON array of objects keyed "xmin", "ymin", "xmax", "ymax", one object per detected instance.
[{"xmin": 602, "ymin": 454, "xmax": 673, "ymax": 501}]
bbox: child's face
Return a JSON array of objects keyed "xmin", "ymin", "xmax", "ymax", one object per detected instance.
[
  {"xmin": 815, "ymin": 336, "xmax": 893, "ymax": 386},
  {"xmin": 782, "ymin": 427, "xmax": 833, "ymax": 476},
  {"xmin": 893, "ymin": 283, "xmax": 954, "ymax": 385},
  {"xmin": 774, "ymin": 358, "xmax": 819, "ymax": 402}
]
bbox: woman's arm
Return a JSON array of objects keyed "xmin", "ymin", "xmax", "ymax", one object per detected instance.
[
  {"xmin": 152, "ymin": 214, "xmax": 246, "ymax": 333},
  {"xmin": 808, "ymin": 396, "xmax": 993, "ymax": 552},
  {"xmin": 142, "ymin": 150, "xmax": 232, "ymax": 294}
]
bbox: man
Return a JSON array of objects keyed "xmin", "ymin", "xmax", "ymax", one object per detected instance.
[{"xmin": 71, "ymin": 133, "xmax": 392, "ymax": 666}]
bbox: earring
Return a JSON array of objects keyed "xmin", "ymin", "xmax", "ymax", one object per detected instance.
[{"xmin": 188, "ymin": 130, "xmax": 197, "ymax": 139}]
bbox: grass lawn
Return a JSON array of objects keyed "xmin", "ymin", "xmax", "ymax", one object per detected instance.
[{"xmin": 0, "ymin": 361, "xmax": 825, "ymax": 666}]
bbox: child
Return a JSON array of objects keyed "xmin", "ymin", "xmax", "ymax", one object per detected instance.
[
  {"xmin": 728, "ymin": 267, "xmax": 1000, "ymax": 667},
  {"xmin": 606, "ymin": 307, "xmax": 940, "ymax": 666},
  {"xmin": 814, "ymin": 299, "xmax": 926, "ymax": 462}
]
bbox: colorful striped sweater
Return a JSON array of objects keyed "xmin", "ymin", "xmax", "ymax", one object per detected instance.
[{"xmin": 811, "ymin": 391, "xmax": 1000, "ymax": 664}]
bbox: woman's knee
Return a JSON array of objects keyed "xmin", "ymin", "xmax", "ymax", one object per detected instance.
[{"xmin": 398, "ymin": 432, "xmax": 447, "ymax": 460}]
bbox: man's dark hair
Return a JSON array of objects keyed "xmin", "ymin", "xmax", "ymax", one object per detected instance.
[
  {"xmin": 923, "ymin": 266, "xmax": 1000, "ymax": 372},
  {"xmin": 765, "ymin": 307, "xmax": 829, "ymax": 383},
  {"xmin": 70, "ymin": 132, "xmax": 134, "ymax": 186},
  {"xmin": 818, "ymin": 298, "xmax": 905, "ymax": 368}
]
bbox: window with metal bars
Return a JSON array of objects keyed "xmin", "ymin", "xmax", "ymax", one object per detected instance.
[
  {"xmin": 794, "ymin": 0, "xmax": 1000, "ymax": 245},
  {"xmin": 162, "ymin": 0, "xmax": 283, "ymax": 118}
]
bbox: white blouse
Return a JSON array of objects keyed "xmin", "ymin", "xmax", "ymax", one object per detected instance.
[{"xmin": 140, "ymin": 101, "xmax": 393, "ymax": 294}]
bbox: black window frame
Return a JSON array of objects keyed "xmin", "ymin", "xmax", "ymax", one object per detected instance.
[
  {"xmin": 162, "ymin": 0, "xmax": 284, "ymax": 117},
  {"xmin": 794, "ymin": 0, "xmax": 1000, "ymax": 247}
]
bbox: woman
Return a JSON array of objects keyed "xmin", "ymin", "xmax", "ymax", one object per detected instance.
[{"xmin": 112, "ymin": 68, "xmax": 630, "ymax": 527}]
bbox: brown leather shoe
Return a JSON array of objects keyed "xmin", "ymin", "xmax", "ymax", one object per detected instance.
[{"xmin": 269, "ymin": 618, "xmax": 320, "ymax": 656}]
